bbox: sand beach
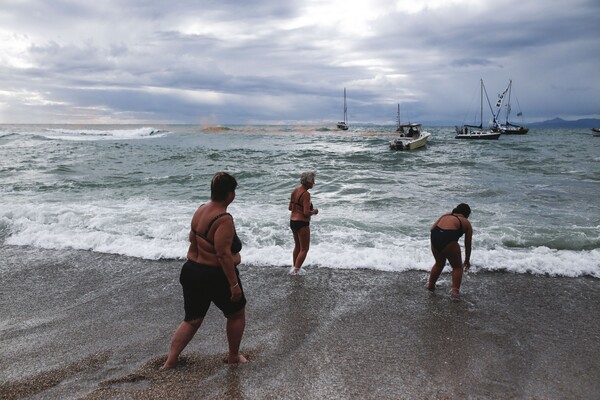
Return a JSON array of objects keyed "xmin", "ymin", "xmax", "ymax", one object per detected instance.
[{"xmin": 1, "ymin": 246, "xmax": 599, "ymax": 399}]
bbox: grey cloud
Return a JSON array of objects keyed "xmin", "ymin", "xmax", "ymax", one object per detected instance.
[{"xmin": 1, "ymin": 0, "xmax": 599, "ymax": 124}]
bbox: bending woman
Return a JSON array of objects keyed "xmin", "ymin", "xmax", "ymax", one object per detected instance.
[
  {"xmin": 163, "ymin": 172, "xmax": 247, "ymax": 368},
  {"xmin": 427, "ymin": 203, "xmax": 473, "ymax": 297},
  {"xmin": 288, "ymin": 171, "xmax": 319, "ymax": 274}
]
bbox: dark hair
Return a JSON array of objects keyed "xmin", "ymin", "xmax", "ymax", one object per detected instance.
[
  {"xmin": 452, "ymin": 203, "xmax": 471, "ymax": 218},
  {"xmin": 211, "ymin": 172, "xmax": 237, "ymax": 201}
]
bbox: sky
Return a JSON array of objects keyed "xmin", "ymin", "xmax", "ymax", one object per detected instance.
[{"xmin": 1, "ymin": 0, "xmax": 599, "ymax": 125}]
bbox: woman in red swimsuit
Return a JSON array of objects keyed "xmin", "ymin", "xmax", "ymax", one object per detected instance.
[
  {"xmin": 427, "ymin": 203, "xmax": 472, "ymax": 297},
  {"xmin": 288, "ymin": 172, "xmax": 319, "ymax": 274}
]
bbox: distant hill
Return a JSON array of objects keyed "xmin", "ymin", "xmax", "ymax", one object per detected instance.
[{"xmin": 529, "ymin": 118, "xmax": 600, "ymax": 128}]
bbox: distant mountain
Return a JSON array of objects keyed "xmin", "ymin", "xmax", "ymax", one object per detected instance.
[{"xmin": 528, "ymin": 118, "xmax": 600, "ymax": 128}]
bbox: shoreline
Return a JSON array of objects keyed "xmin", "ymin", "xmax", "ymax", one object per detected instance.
[{"xmin": 1, "ymin": 246, "xmax": 599, "ymax": 399}]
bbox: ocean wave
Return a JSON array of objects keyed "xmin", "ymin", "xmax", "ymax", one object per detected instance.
[
  {"xmin": 0, "ymin": 131, "xmax": 18, "ymax": 139},
  {"xmin": 39, "ymin": 127, "xmax": 169, "ymax": 141},
  {"xmin": 1, "ymin": 200, "xmax": 598, "ymax": 278},
  {"xmin": 2, "ymin": 125, "xmax": 599, "ymax": 279}
]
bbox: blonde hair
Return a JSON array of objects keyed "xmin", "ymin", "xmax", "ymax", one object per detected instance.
[{"xmin": 300, "ymin": 171, "xmax": 316, "ymax": 185}]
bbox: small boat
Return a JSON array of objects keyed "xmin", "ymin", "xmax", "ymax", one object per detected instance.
[
  {"xmin": 592, "ymin": 128, "xmax": 600, "ymax": 136},
  {"xmin": 389, "ymin": 105, "xmax": 431, "ymax": 150},
  {"xmin": 498, "ymin": 123, "xmax": 528, "ymax": 135},
  {"xmin": 454, "ymin": 126, "xmax": 501, "ymax": 140},
  {"xmin": 494, "ymin": 80, "xmax": 529, "ymax": 134},
  {"xmin": 456, "ymin": 79, "xmax": 501, "ymax": 140},
  {"xmin": 336, "ymin": 88, "xmax": 349, "ymax": 130}
]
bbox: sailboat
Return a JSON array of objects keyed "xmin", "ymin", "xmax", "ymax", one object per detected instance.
[
  {"xmin": 390, "ymin": 104, "xmax": 431, "ymax": 150},
  {"xmin": 494, "ymin": 79, "xmax": 529, "ymax": 134},
  {"xmin": 336, "ymin": 88, "xmax": 349, "ymax": 130},
  {"xmin": 455, "ymin": 79, "xmax": 501, "ymax": 140}
]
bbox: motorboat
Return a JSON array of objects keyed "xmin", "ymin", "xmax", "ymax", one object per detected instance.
[
  {"xmin": 389, "ymin": 104, "xmax": 431, "ymax": 150},
  {"xmin": 390, "ymin": 123, "xmax": 431, "ymax": 149}
]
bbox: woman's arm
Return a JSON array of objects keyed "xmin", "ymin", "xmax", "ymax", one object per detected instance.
[
  {"xmin": 463, "ymin": 219, "xmax": 473, "ymax": 270},
  {"xmin": 303, "ymin": 192, "xmax": 318, "ymax": 217},
  {"xmin": 213, "ymin": 217, "xmax": 243, "ymax": 301}
]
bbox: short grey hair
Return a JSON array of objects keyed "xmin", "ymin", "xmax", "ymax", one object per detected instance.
[{"xmin": 300, "ymin": 171, "xmax": 316, "ymax": 185}]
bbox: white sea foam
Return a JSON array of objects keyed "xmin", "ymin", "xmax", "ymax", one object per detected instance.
[
  {"xmin": 40, "ymin": 127, "xmax": 168, "ymax": 141},
  {"xmin": 2, "ymin": 199, "xmax": 599, "ymax": 278},
  {"xmin": 2, "ymin": 199, "xmax": 190, "ymax": 260},
  {"xmin": 2, "ymin": 125, "xmax": 599, "ymax": 278}
]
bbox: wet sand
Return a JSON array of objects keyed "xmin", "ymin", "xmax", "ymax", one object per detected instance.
[{"xmin": 1, "ymin": 246, "xmax": 599, "ymax": 399}]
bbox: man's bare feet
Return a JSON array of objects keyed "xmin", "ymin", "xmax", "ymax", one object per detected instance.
[
  {"xmin": 450, "ymin": 288, "xmax": 460, "ymax": 298},
  {"xmin": 427, "ymin": 283, "xmax": 435, "ymax": 291}
]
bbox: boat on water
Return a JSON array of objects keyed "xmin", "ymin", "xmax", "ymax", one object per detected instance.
[
  {"xmin": 455, "ymin": 79, "xmax": 501, "ymax": 140},
  {"xmin": 336, "ymin": 88, "xmax": 349, "ymax": 130},
  {"xmin": 494, "ymin": 79, "xmax": 529, "ymax": 134},
  {"xmin": 389, "ymin": 104, "xmax": 431, "ymax": 150},
  {"xmin": 592, "ymin": 128, "xmax": 600, "ymax": 136}
]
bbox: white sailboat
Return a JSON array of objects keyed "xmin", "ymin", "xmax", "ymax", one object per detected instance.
[
  {"xmin": 455, "ymin": 79, "xmax": 501, "ymax": 140},
  {"xmin": 336, "ymin": 88, "xmax": 349, "ymax": 130},
  {"xmin": 389, "ymin": 104, "xmax": 431, "ymax": 150},
  {"xmin": 494, "ymin": 79, "xmax": 529, "ymax": 134}
]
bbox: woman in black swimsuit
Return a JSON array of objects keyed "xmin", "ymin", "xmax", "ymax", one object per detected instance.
[
  {"xmin": 427, "ymin": 203, "xmax": 472, "ymax": 297},
  {"xmin": 288, "ymin": 171, "xmax": 319, "ymax": 274},
  {"xmin": 163, "ymin": 172, "xmax": 247, "ymax": 368}
]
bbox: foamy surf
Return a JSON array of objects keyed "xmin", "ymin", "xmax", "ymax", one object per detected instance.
[
  {"xmin": 1, "ymin": 199, "xmax": 598, "ymax": 278},
  {"xmin": 40, "ymin": 127, "xmax": 169, "ymax": 141},
  {"xmin": 1, "ymin": 124, "xmax": 599, "ymax": 279}
]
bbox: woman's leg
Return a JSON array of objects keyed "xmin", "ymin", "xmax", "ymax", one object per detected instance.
[
  {"xmin": 443, "ymin": 242, "xmax": 463, "ymax": 296},
  {"xmin": 293, "ymin": 226, "xmax": 310, "ymax": 271},
  {"xmin": 162, "ymin": 318, "xmax": 203, "ymax": 369},
  {"xmin": 428, "ymin": 244, "xmax": 447, "ymax": 290},
  {"xmin": 292, "ymin": 230, "xmax": 300, "ymax": 268},
  {"xmin": 225, "ymin": 308, "xmax": 247, "ymax": 364}
]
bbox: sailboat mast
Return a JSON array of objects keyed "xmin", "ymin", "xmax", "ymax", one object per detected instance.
[
  {"xmin": 506, "ymin": 79, "xmax": 513, "ymax": 124},
  {"xmin": 480, "ymin": 79, "xmax": 483, "ymax": 128},
  {"xmin": 344, "ymin": 88, "xmax": 348, "ymax": 124}
]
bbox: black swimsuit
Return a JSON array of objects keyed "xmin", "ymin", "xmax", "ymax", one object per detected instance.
[
  {"xmin": 192, "ymin": 211, "xmax": 242, "ymax": 254},
  {"xmin": 430, "ymin": 214, "xmax": 464, "ymax": 252},
  {"xmin": 294, "ymin": 190, "xmax": 313, "ymax": 211},
  {"xmin": 290, "ymin": 190, "xmax": 313, "ymax": 232}
]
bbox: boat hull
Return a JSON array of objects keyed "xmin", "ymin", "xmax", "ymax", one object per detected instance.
[
  {"xmin": 455, "ymin": 131, "xmax": 500, "ymax": 140},
  {"xmin": 455, "ymin": 125, "xmax": 500, "ymax": 140},
  {"xmin": 390, "ymin": 132, "xmax": 430, "ymax": 150},
  {"xmin": 336, "ymin": 123, "xmax": 349, "ymax": 130},
  {"xmin": 499, "ymin": 125, "xmax": 529, "ymax": 135}
]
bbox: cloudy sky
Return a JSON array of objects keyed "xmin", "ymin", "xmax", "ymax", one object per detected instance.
[{"xmin": 1, "ymin": 0, "xmax": 599, "ymax": 125}]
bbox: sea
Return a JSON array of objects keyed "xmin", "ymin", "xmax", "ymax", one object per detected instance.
[{"xmin": 0, "ymin": 124, "xmax": 599, "ymax": 277}]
